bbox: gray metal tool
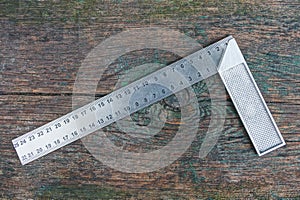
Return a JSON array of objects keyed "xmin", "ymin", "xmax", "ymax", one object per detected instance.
[{"xmin": 12, "ymin": 36, "xmax": 285, "ymax": 165}]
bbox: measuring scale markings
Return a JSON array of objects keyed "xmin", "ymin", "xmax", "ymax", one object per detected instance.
[{"xmin": 12, "ymin": 35, "xmax": 285, "ymax": 165}]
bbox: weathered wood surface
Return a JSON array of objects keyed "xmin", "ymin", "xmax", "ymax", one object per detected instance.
[{"xmin": 0, "ymin": 0, "xmax": 299, "ymax": 199}]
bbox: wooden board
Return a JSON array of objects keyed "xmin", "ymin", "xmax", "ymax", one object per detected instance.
[{"xmin": 0, "ymin": 0, "xmax": 299, "ymax": 199}]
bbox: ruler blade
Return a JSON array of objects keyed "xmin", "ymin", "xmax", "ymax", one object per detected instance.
[{"xmin": 12, "ymin": 36, "xmax": 232, "ymax": 165}]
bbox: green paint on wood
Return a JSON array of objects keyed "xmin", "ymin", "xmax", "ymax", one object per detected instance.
[
  {"xmin": 35, "ymin": 185, "xmax": 132, "ymax": 199},
  {"xmin": 1, "ymin": 0, "xmax": 265, "ymax": 25}
]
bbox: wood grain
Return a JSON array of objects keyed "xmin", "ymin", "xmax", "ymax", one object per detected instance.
[{"xmin": 0, "ymin": 0, "xmax": 299, "ymax": 199}]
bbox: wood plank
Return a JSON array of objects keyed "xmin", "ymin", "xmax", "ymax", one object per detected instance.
[{"xmin": 0, "ymin": 0, "xmax": 299, "ymax": 199}]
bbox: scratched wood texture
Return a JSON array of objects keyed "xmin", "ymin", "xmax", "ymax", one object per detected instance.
[{"xmin": 0, "ymin": 0, "xmax": 299, "ymax": 199}]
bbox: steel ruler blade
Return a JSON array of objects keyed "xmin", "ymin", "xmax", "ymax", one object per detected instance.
[{"xmin": 12, "ymin": 36, "xmax": 285, "ymax": 165}]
